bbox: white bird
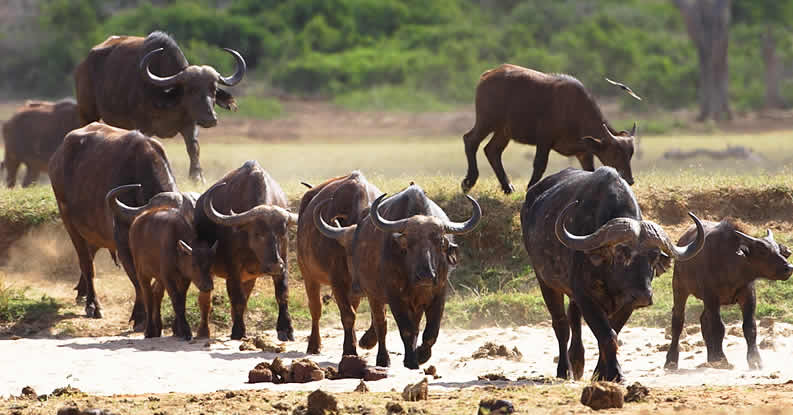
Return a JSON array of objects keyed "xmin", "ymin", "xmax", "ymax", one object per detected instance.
[{"xmin": 606, "ymin": 77, "xmax": 642, "ymax": 101}]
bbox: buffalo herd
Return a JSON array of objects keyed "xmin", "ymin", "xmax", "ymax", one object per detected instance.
[{"xmin": 2, "ymin": 31, "xmax": 791, "ymax": 383}]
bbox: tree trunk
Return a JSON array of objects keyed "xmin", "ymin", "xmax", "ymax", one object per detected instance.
[
  {"xmin": 674, "ymin": 0, "xmax": 733, "ymax": 121},
  {"xmin": 763, "ymin": 26, "xmax": 784, "ymax": 109}
]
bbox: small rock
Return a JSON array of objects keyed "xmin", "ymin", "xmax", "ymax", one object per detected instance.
[
  {"xmin": 580, "ymin": 381, "xmax": 625, "ymax": 410},
  {"xmin": 20, "ymin": 386, "xmax": 36, "ymax": 399},
  {"xmin": 656, "ymin": 343, "xmax": 670, "ymax": 352},
  {"xmin": 401, "ymin": 378, "xmax": 428, "ymax": 401},
  {"xmin": 624, "ymin": 382, "xmax": 649, "ymax": 403},
  {"xmin": 363, "ymin": 367, "xmax": 388, "ymax": 381},
  {"xmin": 727, "ymin": 326, "xmax": 742, "ymax": 337},
  {"xmin": 478, "ymin": 398, "xmax": 514, "ymax": 414},
  {"xmin": 759, "ymin": 337, "xmax": 776, "ymax": 350},
  {"xmin": 307, "ymin": 389, "xmax": 337, "ymax": 415},
  {"xmin": 338, "ymin": 355, "xmax": 367, "ymax": 379},
  {"xmin": 354, "ymin": 380, "xmax": 369, "ymax": 393},
  {"xmin": 386, "ymin": 402, "xmax": 405, "ymax": 414},
  {"xmin": 291, "ymin": 359, "xmax": 323, "ymax": 383}
]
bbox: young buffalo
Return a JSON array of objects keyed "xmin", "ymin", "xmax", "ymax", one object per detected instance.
[
  {"xmin": 315, "ymin": 184, "xmax": 481, "ymax": 369},
  {"xmin": 665, "ymin": 220, "xmax": 793, "ymax": 370}
]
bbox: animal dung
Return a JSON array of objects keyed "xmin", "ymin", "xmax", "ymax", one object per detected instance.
[
  {"xmin": 470, "ymin": 342, "xmax": 523, "ymax": 361},
  {"xmin": 478, "ymin": 398, "xmax": 515, "ymax": 414},
  {"xmin": 239, "ymin": 335, "xmax": 286, "ymax": 353},
  {"xmin": 624, "ymin": 382, "xmax": 650, "ymax": 403},
  {"xmin": 402, "ymin": 377, "xmax": 428, "ymax": 401},
  {"xmin": 354, "ymin": 380, "xmax": 369, "ymax": 393},
  {"xmin": 580, "ymin": 382, "xmax": 625, "ymax": 410}
]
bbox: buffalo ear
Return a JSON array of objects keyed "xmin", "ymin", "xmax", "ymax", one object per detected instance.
[
  {"xmin": 780, "ymin": 244, "xmax": 791, "ymax": 259},
  {"xmin": 216, "ymin": 88, "xmax": 237, "ymax": 111},
  {"xmin": 737, "ymin": 243, "xmax": 750, "ymax": 257},
  {"xmin": 580, "ymin": 136, "xmax": 602, "ymax": 153},
  {"xmin": 178, "ymin": 240, "xmax": 193, "ymax": 256},
  {"xmin": 446, "ymin": 241, "xmax": 459, "ymax": 266}
]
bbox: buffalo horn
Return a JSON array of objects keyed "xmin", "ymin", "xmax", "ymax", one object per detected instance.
[
  {"xmin": 106, "ymin": 184, "xmax": 142, "ymax": 223},
  {"xmin": 204, "ymin": 182, "xmax": 293, "ymax": 227},
  {"xmin": 735, "ymin": 230, "xmax": 762, "ymax": 244},
  {"xmin": 218, "ymin": 48, "xmax": 246, "ymax": 86},
  {"xmin": 140, "ymin": 48, "xmax": 186, "ymax": 87},
  {"xmin": 443, "ymin": 195, "xmax": 482, "ymax": 235},
  {"xmin": 313, "ymin": 199, "xmax": 355, "ymax": 240},
  {"xmin": 641, "ymin": 213, "xmax": 705, "ymax": 261},
  {"xmin": 370, "ymin": 193, "xmax": 411, "ymax": 234},
  {"xmin": 555, "ymin": 201, "xmax": 642, "ymax": 251}
]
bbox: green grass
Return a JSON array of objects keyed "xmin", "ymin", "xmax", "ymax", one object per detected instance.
[
  {"xmin": 0, "ymin": 273, "xmax": 61, "ymax": 324},
  {"xmin": 332, "ymin": 85, "xmax": 455, "ymax": 112},
  {"xmin": 0, "ymin": 186, "xmax": 59, "ymax": 225}
]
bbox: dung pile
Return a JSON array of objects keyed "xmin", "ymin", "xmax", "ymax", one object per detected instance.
[{"xmin": 471, "ymin": 342, "xmax": 522, "ymax": 361}]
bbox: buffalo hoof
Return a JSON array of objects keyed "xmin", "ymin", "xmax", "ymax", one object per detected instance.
[
  {"xmin": 748, "ymin": 355, "xmax": 763, "ymax": 371},
  {"xmin": 85, "ymin": 304, "xmax": 102, "ymax": 319},
  {"xmin": 189, "ymin": 170, "xmax": 205, "ymax": 185},
  {"xmin": 277, "ymin": 330, "xmax": 295, "ymax": 342},
  {"xmin": 376, "ymin": 353, "xmax": 391, "ymax": 368},
  {"xmin": 75, "ymin": 295, "xmax": 86, "ymax": 305},
  {"xmin": 196, "ymin": 327, "xmax": 210, "ymax": 339},
  {"xmin": 132, "ymin": 321, "xmax": 146, "ymax": 333},
  {"xmin": 461, "ymin": 178, "xmax": 476, "ymax": 194},
  {"xmin": 358, "ymin": 328, "xmax": 378, "ymax": 350},
  {"xmin": 416, "ymin": 344, "xmax": 432, "ymax": 365},
  {"xmin": 501, "ymin": 183, "xmax": 515, "ymax": 194},
  {"xmin": 179, "ymin": 330, "xmax": 192, "ymax": 341},
  {"xmin": 663, "ymin": 360, "xmax": 678, "ymax": 371},
  {"xmin": 403, "ymin": 358, "xmax": 420, "ymax": 370}
]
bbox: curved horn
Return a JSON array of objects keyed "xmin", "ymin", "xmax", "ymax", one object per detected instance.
[
  {"xmin": 203, "ymin": 181, "xmax": 286, "ymax": 227},
  {"xmin": 602, "ymin": 124, "xmax": 619, "ymax": 142},
  {"xmin": 140, "ymin": 48, "xmax": 186, "ymax": 87},
  {"xmin": 301, "ymin": 181, "xmax": 313, "ymax": 189},
  {"xmin": 106, "ymin": 184, "xmax": 142, "ymax": 223},
  {"xmin": 642, "ymin": 213, "xmax": 705, "ymax": 261},
  {"xmin": 286, "ymin": 210, "xmax": 299, "ymax": 226},
  {"xmin": 218, "ymin": 48, "xmax": 246, "ymax": 86},
  {"xmin": 735, "ymin": 230, "xmax": 762, "ymax": 244},
  {"xmin": 765, "ymin": 229, "xmax": 774, "ymax": 241},
  {"xmin": 444, "ymin": 195, "xmax": 482, "ymax": 235},
  {"xmin": 313, "ymin": 199, "xmax": 354, "ymax": 241},
  {"xmin": 555, "ymin": 201, "xmax": 641, "ymax": 252},
  {"xmin": 370, "ymin": 193, "xmax": 411, "ymax": 234}
]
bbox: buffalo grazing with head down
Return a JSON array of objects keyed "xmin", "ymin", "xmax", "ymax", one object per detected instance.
[
  {"xmin": 194, "ymin": 161, "xmax": 297, "ymax": 340},
  {"xmin": 314, "ymin": 184, "xmax": 481, "ymax": 369},
  {"xmin": 48, "ymin": 122, "xmax": 177, "ymax": 325},
  {"xmin": 462, "ymin": 64, "xmax": 639, "ymax": 194},
  {"xmin": 521, "ymin": 167, "xmax": 705, "ymax": 382},
  {"xmin": 2, "ymin": 98, "xmax": 81, "ymax": 187},
  {"xmin": 296, "ymin": 171, "xmax": 381, "ymax": 355},
  {"xmin": 665, "ymin": 220, "xmax": 793, "ymax": 371},
  {"xmin": 74, "ymin": 31, "xmax": 246, "ymax": 182}
]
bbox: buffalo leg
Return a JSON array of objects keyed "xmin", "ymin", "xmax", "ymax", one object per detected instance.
[
  {"xmin": 527, "ymin": 144, "xmax": 551, "ymax": 189},
  {"xmin": 700, "ymin": 297, "xmax": 728, "ymax": 364},
  {"xmin": 737, "ymin": 286, "xmax": 762, "ymax": 370},
  {"xmin": 181, "ymin": 125, "xmax": 204, "ymax": 184},
  {"xmin": 3, "ymin": 157, "xmax": 19, "ymax": 188},
  {"xmin": 151, "ymin": 280, "xmax": 164, "ymax": 336},
  {"xmin": 461, "ymin": 124, "xmax": 489, "ymax": 193},
  {"xmin": 226, "ymin": 272, "xmax": 248, "ymax": 340},
  {"xmin": 21, "ymin": 165, "xmax": 38, "ymax": 187},
  {"xmin": 305, "ymin": 279, "xmax": 323, "ymax": 354},
  {"xmin": 417, "ymin": 292, "xmax": 445, "ymax": 365},
  {"xmin": 138, "ymin": 274, "xmax": 159, "ymax": 338},
  {"xmin": 484, "ymin": 130, "xmax": 514, "ymax": 194},
  {"xmin": 389, "ymin": 296, "xmax": 421, "ymax": 369},
  {"xmin": 369, "ymin": 298, "xmax": 391, "ymax": 367},
  {"xmin": 74, "ymin": 273, "xmax": 87, "ymax": 304},
  {"xmin": 575, "ymin": 295, "xmax": 621, "ymax": 382},
  {"xmin": 576, "ymin": 152, "xmax": 595, "ymax": 171},
  {"xmin": 166, "ymin": 277, "xmax": 192, "ymax": 341},
  {"xmin": 272, "ymin": 271, "xmax": 295, "ymax": 341},
  {"xmin": 114, "ymin": 226, "xmax": 146, "ymax": 331},
  {"xmin": 665, "ymin": 283, "xmax": 688, "ymax": 370},
  {"xmin": 332, "ymin": 281, "xmax": 359, "ymax": 356},
  {"xmin": 62, "ymin": 219, "xmax": 102, "ymax": 318},
  {"xmin": 538, "ymin": 279, "xmax": 572, "ymax": 379},
  {"xmin": 197, "ymin": 290, "xmax": 212, "ymax": 338},
  {"xmin": 567, "ymin": 301, "xmax": 585, "ymax": 380},
  {"xmin": 593, "ymin": 305, "xmax": 634, "ymax": 377}
]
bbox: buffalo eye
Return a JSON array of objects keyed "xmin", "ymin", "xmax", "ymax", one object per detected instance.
[{"xmin": 780, "ymin": 244, "xmax": 791, "ymax": 259}]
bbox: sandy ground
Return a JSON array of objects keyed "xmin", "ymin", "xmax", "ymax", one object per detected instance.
[{"xmin": 1, "ymin": 322, "xmax": 791, "ymax": 398}]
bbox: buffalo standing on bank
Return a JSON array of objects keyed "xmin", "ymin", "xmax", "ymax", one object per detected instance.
[
  {"xmin": 665, "ymin": 220, "xmax": 793, "ymax": 370},
  {"xmin": 521, "ymin": 167, "xmax": 705, "ymax": 381},
  {"xmin": 315, "ymin": 184, "xmax": 481, "ymax": 369},
  {"xmin": 462, "ymin": 64, "xmax": 639, "ymax": 194},
  {"xmin": 74, "ymin": 31, "xmax": 246, "ymax": 182}
]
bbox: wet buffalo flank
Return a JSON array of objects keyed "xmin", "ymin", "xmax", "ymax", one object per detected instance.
[
  {"xmin": 194, "ymin": 160, "xmax": 296, "ymax": 340},
  {"xmin": 521, "ymin": 167, "xmax": 705, "ymax": 382},
  {"xmin": 665, "ymin": 220, "xmax": 793, "ymax": 370},
  {"xmin": 48, "ymin": 122, "xmax": 177, "ymax": 327},
  {"xmin": 462, "ymin": 64, "xmax": 637, "ymax": 195},
  {"xmin": 296, "ymin": 171, "xmax": 381, "ymax": 355},
  {"xmin": 2, "ymin": 99, "xmax": 81, "ymax": 187}
]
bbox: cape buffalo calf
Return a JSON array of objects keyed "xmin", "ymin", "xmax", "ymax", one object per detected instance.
[
  {"xmin": 462, "ymin": 64, "xmax": 639, "ymax": 194},
  {"xmin": 111, "ymin": 187, "xmax": 217, "ymax": 340},
  {"xmin": 315, "ymin": 184, "xmax": 481, "ymax": 369},
  {"xmin": 49, "ymin": 122, "xmax": 177, "ymax": 323},
  {"xmin": 195, "ymin": 161, "xmax": 297, "ymax": 340},
  {"xmin": 297, "ymin": 171, "xmax": 380, "ymax": 355},
  {"xmin": 2, "ymin": 99, "xmax": 81, "ymax": 187},
  {"xmin": 665, "ymin": 220, "xmax": 793, "ymax": 370},
  {"xmin": 521, "ymin": 167, "xmax": 705, "ymax": 382},
  {"xmin": 74, "ymin": 31, "xmax": 246, "ymax": 182}
]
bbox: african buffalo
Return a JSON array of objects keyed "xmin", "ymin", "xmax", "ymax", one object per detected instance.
[
  {"xmin": 111, "ymin": 186, "xmax": 217, "ymax": 340},
  {"xmin": 74, "ymin": 31, "xmax": 246, "ymax": 182},
  {"xmin": 664, "ymin": 221, "xmax": 793, "ymax": 370},
  {"xmin": 520, "ymin": 167, "xmax": 705, "ymax": 382},
  {"xmin": 2, "ymin": 99, "xmax": 81, "ymax": 187},
  {"xmin": 462, "ymin": 64, "xmax": 640, "ymax": 194},
  {"xmin": 195, "ymin": 161, "xmax": 297, "ymax": 340},
  {"xmin": 49, "ymin": 122, "xmax": 177, "ymax": 323},
  {"xmin": 314, "ymin": 184, "xmax": 481, "ymax": 369},
  {"xmin": 296, "ymin": 171, "xmax": 381, "ymax": 354}
]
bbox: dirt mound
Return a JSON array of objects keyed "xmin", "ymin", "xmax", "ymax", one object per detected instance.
[
  {"xmin": 471, "ymin": 342, "xmax": 522, "ymax": 361},
  {"xmin": 580, "ymin": 382, "xmax": 624, "ymax": 410}
]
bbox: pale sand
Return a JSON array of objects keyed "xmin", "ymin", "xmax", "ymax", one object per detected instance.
[{"xmin": 1, "ymin": 323, "xmax": 791, "ymax": 397}]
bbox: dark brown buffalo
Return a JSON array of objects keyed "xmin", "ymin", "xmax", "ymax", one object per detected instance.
[
  {"xmin": 462, "ymin": 64, "xmax": 639, "ymax": 194},
  {"xmin": 111, "ymin": 188, "xmax": 217, "ymax": 340},
  {"xmin": 521, "ymin": 167, "xmax": 705, "ymax": 382},
  {"xmin": 314, "ymin": 184, "xmax": 481, "ymax": 369},
  {"xmin": 74, "ymin": 31, "xmax": 246, "ymax": 182},
  {"xmin": 665, "ymin": 220, "xmax": 793, "ymax": 370},
  {"xmin": 1, "ymin": 99, "xmax": 81, "ymax": 187},
  {"xmin": 195, "ymin": 161, "xmax": 297, "ymax": 340},
  {"xmin": 49, "ymin": 122, "xmax": 177, "ymax": 323},
  {"xmin": 296, "ymin": 171, "xmax": 381, "ymax": 355}
]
